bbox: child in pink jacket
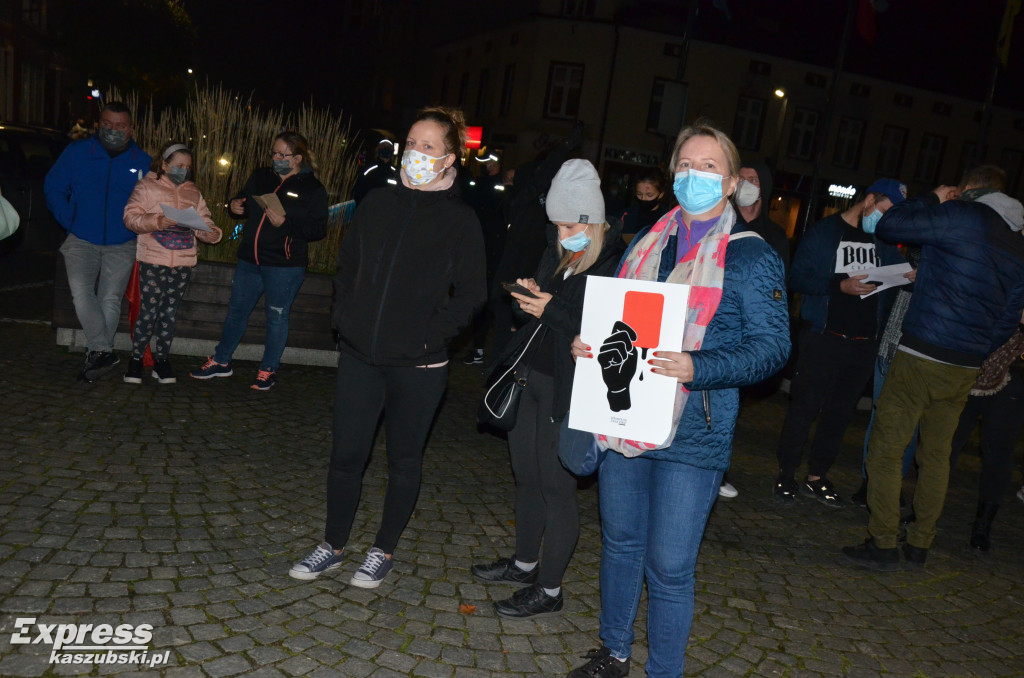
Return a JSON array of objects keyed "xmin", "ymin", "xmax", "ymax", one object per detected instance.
[{"xmin": 123, "ymin": 142, "xmax": 222, "ymax": 383}]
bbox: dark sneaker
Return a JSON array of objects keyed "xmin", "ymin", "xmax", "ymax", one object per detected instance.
[
  {"xmin": 152, "ymin": 359, "xmax": 176, "ymax": 384},
  {"xmin": 80, "ymin": 351, "xmax": 120, "ymax": 382},
  {"xmin": 903, "ymin": 543, "xmax": 927, "ymax": 570},
  {"xmin": 842, "ymin": 538, "xmax": 901, "ymax": 571},
  {"xmin": 123, "ymin": 356, "xmax": 143, "ymax": 384},
  {"xmin": 191, "ymin": 356, "xmax": 233, "ymax": 379},
  {"xmin": 801, "ymin": 477, "xmax": 844, "ymax": 508},
  {"xmin": 471, "ymin": 557, "xmax": 538, "ymax": 584},
  {"xmin": 568, "ymin": 647, "xmax": 630, "ymax": 678},
  {"xmin": 494, "ymin": 583, "xmax": 563, "ymax": 618},
  {"xmin": 851, "ymin": 479, "xmax": 868, "ymax": 509},
  {"xmin": 251, "ymin": 369, "xmax": 276, "ymax": 391},
  {"xmin": 289, "ymin": 542, "xmax": 344, "ymax": 580},
  {"xmin": 462, "ymin": 350, "xmax": 485, "ymax": 365},
  {"xmin": 350, "ymin": 547, "xmax": 392, "ymax": 588},
  {"xmin": 773, "ymin": 474, "xmax": 799, "ymax": 504}
]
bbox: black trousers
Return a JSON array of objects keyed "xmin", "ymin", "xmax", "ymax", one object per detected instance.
[
  {"xmin": 507, "ymin": 372, "xmax": 579, "ymax": 589},
  {"xmin": 776, "ymin": 329, "xmax": 877, "ymax": 479},
  {"xmin": 950, "ymin": 371, "xmax": 1024, "ymax": 505},
  {"xmin": 324, "ymin": 351, "xmax": 448, "ymax": 554}
]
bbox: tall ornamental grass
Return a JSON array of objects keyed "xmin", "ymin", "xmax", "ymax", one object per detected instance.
[{"xmin": 113, "ymin": 86, "xmax": 360, "ymax": 274}]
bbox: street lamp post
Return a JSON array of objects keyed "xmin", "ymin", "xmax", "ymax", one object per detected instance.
[{"xmin": 771, "ymin": 88, "xmax": 788, "ymax": 170}]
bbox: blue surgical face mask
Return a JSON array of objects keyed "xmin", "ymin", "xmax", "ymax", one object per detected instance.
[
  {"xmin": 673, "ymin": 169, "xmax": 725, "ymax": 215},
  {"xmin": 559, "ymin": 225, "xmax": 591, "ymax": 252},
  {"xmin": 862, "ymin": 208, "xmax": 882, "ymax": 234}
]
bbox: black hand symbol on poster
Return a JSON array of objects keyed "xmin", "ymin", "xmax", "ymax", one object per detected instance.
[{"xmin": 597, "ymin": 320, "xmax": 639, "ymax": 412}]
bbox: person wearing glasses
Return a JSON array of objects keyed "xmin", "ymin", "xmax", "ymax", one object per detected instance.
[{"xmin": 191, "ymin": 131, "xmax": 328, "ymax": 390}]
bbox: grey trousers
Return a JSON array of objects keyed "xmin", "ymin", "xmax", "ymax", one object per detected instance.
[{"xmin": 60, "ymin": 234, "xmax": 136, "ymax": 353}]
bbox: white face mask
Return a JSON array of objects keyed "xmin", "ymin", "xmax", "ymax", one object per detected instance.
[
  {"xmin": 734, "ymin": 179, "xmax": 761, "ymax": 207},
  {"xmin": 402, "ymin": 149, "xmax": 447, "ymax": 186}
]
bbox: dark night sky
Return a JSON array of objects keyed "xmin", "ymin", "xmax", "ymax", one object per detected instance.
[{"xmin": 178, "ymin": 0, "xmax": 1024, "ymax": 114}]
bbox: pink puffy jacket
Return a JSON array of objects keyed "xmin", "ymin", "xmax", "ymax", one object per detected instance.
[{"xmin": 123, "ymin": 171, "xmax": 223, "ymax": 267}]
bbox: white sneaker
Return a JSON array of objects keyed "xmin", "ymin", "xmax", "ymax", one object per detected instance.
[
  {"xmin": 350, "ymin": 547, "xmax": 393, "ymax": 589},
  {"xmin": 718, "ymin": 482, "xmax": 738, "ymax": 498}
]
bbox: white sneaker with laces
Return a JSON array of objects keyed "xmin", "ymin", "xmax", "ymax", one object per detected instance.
[
  {"xmin": 350, "ymin": 547, "xmax": 393, "ymax": 588},
  {"xmin": 289, "ymin": 542, "xmax": 344, "ymax": 580},
  {"xmin": 718, "ymin": 481, "xmax": 738, "ymax": 498}
]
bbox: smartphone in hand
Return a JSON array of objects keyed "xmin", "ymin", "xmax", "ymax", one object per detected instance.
[{"xmin": 501, "ymin": 281, "xmax": 540, "ymax": 299}]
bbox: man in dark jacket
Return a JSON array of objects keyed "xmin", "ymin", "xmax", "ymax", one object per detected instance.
[
  {"xmin": 45, "ymin": 101, "xmax": 152, "ymax": 382},
  {"xmin": 844, "ymin": 165, "xmax": 1024, "ymax": 571},
  {"xmin": 733, "ymin": 161, "xmax": 790, "ymax": 271},
  {"xmin": 351, "ymin": 139, "xmax": 398, "ymax": 205},
  {"xmin": 774, "ymin": 178, "xmax": 908, "ymax": 508}
]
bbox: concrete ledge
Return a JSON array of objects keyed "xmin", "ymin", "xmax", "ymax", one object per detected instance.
[{"xmin": 55, "ymin": 328, "xmax": 340, "ymax": 367}]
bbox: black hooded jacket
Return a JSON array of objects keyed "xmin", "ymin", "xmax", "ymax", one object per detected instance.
[
  {"xmin": 734, "ymin": 161, "xmax": 790, "ymax": 272},
  {"xmin": 232, "ymin": 166, "xmax": 329, "ymax": 268},
  {"xmin": 332, "ymin": 173, "xmax": 487, "ymax": 366}
]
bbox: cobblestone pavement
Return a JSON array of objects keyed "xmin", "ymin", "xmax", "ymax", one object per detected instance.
[{"xmin": 1, "ymin": 322, "xmax": 1022, "ymax": 677}]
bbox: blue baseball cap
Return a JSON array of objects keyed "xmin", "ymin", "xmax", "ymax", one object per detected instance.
[{"xmin": 867, "ymin": 178, "xmax": 907, "ymax": 205}]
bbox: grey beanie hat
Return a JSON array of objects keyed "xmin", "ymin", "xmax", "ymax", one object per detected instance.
[{"xmin": 546, "ymin": 159, "xmax": 605, "ymax": 225}]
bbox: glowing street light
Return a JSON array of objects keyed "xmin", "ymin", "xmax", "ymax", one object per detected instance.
[{"xmin": 774, "ymin": 88, "xmax": 786, "ymax": 98}]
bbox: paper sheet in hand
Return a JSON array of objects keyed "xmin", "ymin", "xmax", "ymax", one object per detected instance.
[
  {"xmin": 253, "ymin": 192, "xmax": 286, "ymax": 217},
  {"xmin": 158, "ymin": 204, "xmax": 211, "ymax": 231},
  {"xmin": 568, "ymin": 276, "xmax": 689, "ymax": 445},
  {"xmin": 857, "ymin": 262, "xmax": 913, "ymax": 298}
]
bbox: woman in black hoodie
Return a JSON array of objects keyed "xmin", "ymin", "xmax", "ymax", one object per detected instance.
[
  {"xmin": 289, "ymin": 107, "xmax": 486, "ymax": 589},
  {"xmin": 472, "ymin": 159, "xmax": 625, "ymax": 618}
]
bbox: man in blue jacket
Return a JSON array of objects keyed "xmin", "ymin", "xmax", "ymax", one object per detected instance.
[
  {"xmin": 45, "ymin": 102, "xmax": 152, "ymax": 381},
  {"xmin": 774, "ymin": 179, "xmax": 908, "ymax": 508},
  {"xmin": 844, "ymin": 165, "xmax": 1024, "ymax": 571}
]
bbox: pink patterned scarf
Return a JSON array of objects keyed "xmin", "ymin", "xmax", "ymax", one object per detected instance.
[{"xmin": 598, "ymin": 203, "xmax": 737, "ymax": 456}]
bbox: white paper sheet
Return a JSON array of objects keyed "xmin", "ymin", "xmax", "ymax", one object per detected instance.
[
  {"xmin": 856, "ymin": 262, "xmax": 913, "ymax": 298},
  {"xmin": 568, "ymin": 276, "xmax": 690, "ymax": 445},
  {"xmin": 159, "ymin": 204, "xmax": 212, "ymax": 231}
]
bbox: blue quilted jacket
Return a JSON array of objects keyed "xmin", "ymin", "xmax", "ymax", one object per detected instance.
[
  {"xmin": 876, "ymin": 191, "xmax": 1024, "ymax": 365},
  {"xmin": 626, "ymin": 212, "xmax": 791, "ymax": 471}
]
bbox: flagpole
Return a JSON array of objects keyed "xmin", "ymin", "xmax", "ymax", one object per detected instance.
[
  {"xmin": 800, "ymin": 0, "xmax": 857, "ymax": 235},
  {"xmin": 977, "ymin": 0, "xmax": 1015, "ymax": 167}
]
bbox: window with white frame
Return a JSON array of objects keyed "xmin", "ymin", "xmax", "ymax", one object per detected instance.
[
  {"xmin": 914, "ymin": 134, "xmax": 945, "ymax": 184},
  {"xmin": 786, "ymin": 108, "xmax": 818, "ymax": 160},
  {"xmin": 876, "ymin": 125, "xmax": 907, "ymax": 176},
  {"xmin": 732, "ymin": 96, "xmax": 765, "ymax": 150},
  {"xmin": 545, "ymin": 63, "xmax": 584, "ymax": 119},
  {"xmin": 833, "ymin": 117, "xmax": 864, "ymax": 168}
]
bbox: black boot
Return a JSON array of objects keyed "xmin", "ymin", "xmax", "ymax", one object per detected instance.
[{"xmin": 969, "ymin": 501, "xmax": 999, "ymax": 553}]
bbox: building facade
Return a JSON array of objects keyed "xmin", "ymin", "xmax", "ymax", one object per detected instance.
[{"xmin": 430, "ymin": 0, "xmax": 1024, "ymax": 234}]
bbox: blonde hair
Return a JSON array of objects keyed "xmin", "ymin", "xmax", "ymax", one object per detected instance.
[
  {"xmin": 669, "ymin": 119, "xmax": 741, "ymax": 177},
  {"xmin": 555, "ymin": 222, "xmax": 608, "ymax": 277}
]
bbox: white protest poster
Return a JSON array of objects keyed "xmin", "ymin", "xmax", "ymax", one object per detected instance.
[{"xmin": 568, "ymin": 276, "xmax": 689, "ymax": 445}]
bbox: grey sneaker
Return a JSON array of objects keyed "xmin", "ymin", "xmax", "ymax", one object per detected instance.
[
  {"xmin": 289, "ymin": 542, "xmax": 344, "ymax": 581},
  {"xmin": 350, "ymin": 547, "xmax": 392, "ymax": 588}
]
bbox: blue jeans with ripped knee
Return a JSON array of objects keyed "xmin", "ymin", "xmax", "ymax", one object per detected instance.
[{"xmin": 214, "ymin": 259, "xmax": 305, "ymax": 371}]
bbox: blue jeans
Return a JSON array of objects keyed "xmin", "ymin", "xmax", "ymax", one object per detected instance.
[
  {"xmin": 60, "ymin": 234, "xmax": 137, "ymax": 353},
  {"xmin": 862, "ymin": 355, "xmax": 917, "ymax": 478},
  {"xmin": 598, "ymin": 452, "xmax": 723, "ymax": 678},
  {"xmin": 214, "ymin": 260, "xmax": 305, "ymax": 371}
]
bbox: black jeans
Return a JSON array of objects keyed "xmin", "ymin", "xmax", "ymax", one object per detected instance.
[
  {"xmin": 507, "ymin": 372, "xmax": 579, "ymax": 589},
  {"xmin": 776, "ymin": 329, "xmax": 877, "ymax": 479},
  {"xmin": 324, "ymin": 351, "xmax": 448, "ymax": 554},
  {"xmin": 950, "ymin": 371, "xmax": 1024, "ymax": 505}
]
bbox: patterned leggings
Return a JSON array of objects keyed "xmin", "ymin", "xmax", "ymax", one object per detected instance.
[{"xmin": 131, "ymin": 263, "xmax": 192, "ymax": 360}]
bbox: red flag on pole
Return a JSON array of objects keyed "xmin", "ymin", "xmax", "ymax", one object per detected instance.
[{"xmin": 125, "ymin": 260, "xmax": 154, "ymax": 367}]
